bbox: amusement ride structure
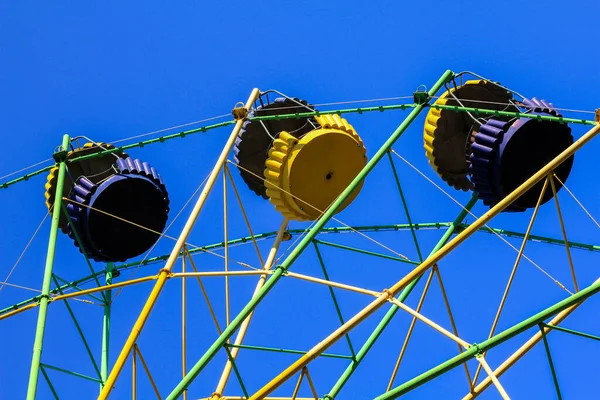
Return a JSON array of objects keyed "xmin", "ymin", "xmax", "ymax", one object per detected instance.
[{"xmin": 2, "ymin": 69, "xmax": 600, "ymax": 399}]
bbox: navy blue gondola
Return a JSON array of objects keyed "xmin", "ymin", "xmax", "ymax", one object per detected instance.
[
  {"xmin": 470, "ymin": 98, "xmax": 574, "ymax": 211},
  {"xmin": 67, "ymin": 158, "xmax": 170, "ymax": 262}
]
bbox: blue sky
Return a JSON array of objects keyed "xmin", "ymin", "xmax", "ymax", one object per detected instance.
[{"xmin": 1, "ymin": 1, "xmax": 600, "ymax": 399}]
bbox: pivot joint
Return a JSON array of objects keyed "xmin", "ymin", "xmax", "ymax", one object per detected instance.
[
  {"xmin": 232, "ymin": 102, "xmax": 248, "ymax": 120},
  {"xmin": 413, "ymin": 85, "xmax": 429, "ymax": 105}
]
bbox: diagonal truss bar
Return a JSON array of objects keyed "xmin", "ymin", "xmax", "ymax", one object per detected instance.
[
  {"xmin": 252, "ymin": 121, "xmax": 600, "ymax": 398},
  {"xmin": 134, "ymin": 345, "xmax": 161, "ymax": 399},
  {"xmin": 98, "ymin": 88, "xmax": 261, "ymax": 399},
  {"xmin": 549, "ymin": 176, "xmax": 578, "ymax": 292},
  {"xmin": 52, "ymin": 274, "xmax": 104, "ymax": 304},
  {"xmin": 26, "ymin": 134, "xmax": 70, "ymax": 400},
  {"xmin": 475, "ymin": 356, "xmax": 509, "ymax": 400},
  {"xmin": 387, "ymin": 151, "xmax": 423, "ymax": 261},
  {"xmin": 544, "ymin": 324, "xmax": 600, "ymax": 341},
  {"xmin": 313, "ymin": 242, "xmax": 356, "ymax": 359},
  {"xmin": 434, "ymin": 266, "xmax": 473, "ymax": 389},
  {"xmin": 41, "ymin": 363, "xmax": 102, "ymax": 383},
  {"xmin": 387, "ymin": 268, "xmax": 435, "ymax": 390},
  {"xmin": 51, "ymin": 276, "xmax": 102, "ymax": 383},
  {"xmin": 185, "ymin": 248, "xmax": 223, "ymax": 335},
  {"xmin": 61, "ymin": 203, "xmax": 107, "ymax": 303},
  {"xmin": 377, "ymin": 278, "xmax": 600, "ymax": 399},
  {"xmin": 328, "ymin": 195, "xmax": 478, "ymax": 399},
  {"xmin": 40, "ymin": 365, "xmax": 59, "ymax": 400},
  {"xmin": 166, "ymin": 70, "xmax": 456, "ymax": 400},
  {"xmin": 213, "ymin": 219, "xmax": 289, "ymax": 398},
  {"xmin": 472, "ymin": 176, "xmax": 549, "ymax": 385},
  {"xmin": 313, "ymin": 239, "xmax": 418, "ymax": 265},
  {"xmin": 224, "ymin": 343, "xmax": 353, "ymax": 360},
  {"xmin": 223, "ymin": 345, "xmax": 249, "ymax": 399},
  {"xmin": 539, "ymin": 324, "xmax": 562, "ymax": 399},
  {"xmin": 464, "ymin": 304, "xmax": 592, "ymax": 400}
]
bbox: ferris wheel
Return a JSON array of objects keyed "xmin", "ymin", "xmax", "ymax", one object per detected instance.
[{"xmin": 1, "ymin": 69, "xmax": 600, "ymax": 399}]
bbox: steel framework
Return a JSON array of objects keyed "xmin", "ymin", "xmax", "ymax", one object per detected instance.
[{"xmin": 1, "ymin": 69, "xmax": 599, "ymax": 399}]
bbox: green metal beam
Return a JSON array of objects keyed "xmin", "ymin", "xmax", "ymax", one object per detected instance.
[
  {"xmin": 313, "ymin": 239, "xmax": 419, "ymax": 265},
  {"xmin": 225, "ymin": 343, "xmax": 354, "ymax": 360},
  {"xmin": 166, "ymin": 69, "xmax": 456, "ymax": 400},
  {"xmin": 51, "ymin": 276, "xmax": 102, "ymax": 383},
  {"xmin": 62, "ymin": 204, "xmax": 107, "ymax": 303},
  {"xmin": 543, "ymin": 324, "xmax": 600, "ymax": 342},
  {"xmin": 40, "ymin": 366, "xmax": 59, "ymax": 400},
  {"xmin": 27, "ymin": 134, "xmax": 70, "ymax": 400},
  {"xmin": 3, "ymin": 221, "xmax": 599, "ymax": 318},
  {"xmin": 431, "ymin": 103, "xmax": 596, "ymax": 126},
  {"xmin": 101, "ymin": 263, "xmax": 113, "ymax": 388},
  {"xmin": 539, "ymin": 324, "xmax": 562, "ymax": 399},
  {"xmin": 375, "ymin": 278, "xmax": 600, "ymax": 399},
  {"xmin": 387, "ymin": 151, "xmax": 423, "ymax": 262},
  {"xmin": 0, "ymin": 105, "xmax": 416, "ymax": 192},
  {"xmin": 52, "ymin": 274, "xmax": 104, "ymax": 304},
  {"xmin": 40, "ymin": 363, "xmax": 102, "ymax": 384},
  {"xmin": 313, "ymin": 242, "xmax": 356, "ymax": 359},
  {"xmin": 3, "ymin": 93, "xmax": 595, "ymax": 193},
  {"xmin": 463, "ymin": 224, "xmax": 600, "ymax": 252},
  {"xmin": 0, "ymin": 223, "xmax": 436, "ymax": 317},
  {"xmin": 223, "ymin": 345, "xmax": 249, "ymax": 399},
  {"xmin": 323, "ymin": 194, "xmax": 478, "ymax": 399}
]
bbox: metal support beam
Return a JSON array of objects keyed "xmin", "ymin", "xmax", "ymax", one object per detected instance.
[
  {"xmin": 252, "ymin": 122, "xmax": 600, "ymax": 397},
  {"xmin": 101, "ymin": 263, "xmax": 113, "ymax": 388},
  {"xmin": 98, "ymin": 88, "xmax": 261, "ymax": 399},
  {"xmin": 167, "ymin": 69, "xmax": 455, "ymax": 400},
  {"xmin": 324, "ymin": 195, "xmax": 478, "ymax": 399},
  {"xmin": 212, "ymin": 219, "xmax": 289, "ymax": 399},
  {"xmin": 376, "ymin": 278, "xmax": 600, "ymax": 399},
  {"xmin": 26, "ymin": 134, "xmax": 70, "ymax": 400}
]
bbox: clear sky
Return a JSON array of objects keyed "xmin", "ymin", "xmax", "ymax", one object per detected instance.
[{"xmin": 1, "ymin": 1, "xmax": 600, "ymax": 399}]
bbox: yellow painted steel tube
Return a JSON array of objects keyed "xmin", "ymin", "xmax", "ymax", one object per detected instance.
[
  {"xmin": 98, "ymin": 88, "xmax": 260, "ymax": 399},
  {"xmin": 250, "ymin": 123, "xmax": 600, "ymax": 399},
  {"xmin": 213, "ymin": 219, "xmax": 289, "ymax": 399},
  {"xmin": 463, "ymin": 276, "xmax": 600, "ymax": 399}
]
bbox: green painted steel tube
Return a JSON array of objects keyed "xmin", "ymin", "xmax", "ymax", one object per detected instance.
[
  {"xmin": 101, "ymin": 263, "xmax": 113, "ymax": 387},
  {"xmin": 41, "ymin": 363, "xmax": 103, "ymax": 383},
  {"xmin": 0, "ymin": 223, "xmax": 449, "ymax": 317},
  {"xmin": 313, "ymin": 242, "xmax": 356, "ymax": 358},
  {"xmin": 323, "ymin": 194, "xmax": 478, "ymax": 399},
  {"xmin": 51, "ymin": 276, "xmax": 102, "ymax": 382},
  {"xmin": 26, "ymin": 134, "xmax": 70, "ymax": 400},
  {"xmin": 314, "ymin": 239, "xmax": 419, "ymax": 265},
  {"xmin": 226, "ymin": 343, "xmax": 354, "ymax": 360},
  {"xmin": 3, "ymin": 221, "xmax": 599, "ymax": 319},
  {"xmin": 463, "ymin": 224, "xmax": 600, "ymax": 252},
  {"xmin": 40, "ymin": 366, "xmax": 59, "ymax": 400},
  {"xmin": 539, "ymin": 324, "xmax": 562, "ymax": 399},
  {"xmin": 375, "ymin": 278, "xmax": 600, "ymax": 400},
  {"xmin": 166, "ymin": 70, "xmax": 455, "ymax": 400},
  {"xmin": 1, "ymin": 98, "xmax": 596, "ymax": 193},
  {"xmin": 387, "ymin": 151, "xmax": 423, "ymax": 262},
  {"xmin": 431, "ymin": 104, "xmax": 596, "ymax": 126},
  {"xmin": 543, "ymin": 324, "xmax": 600, "ymax": 342}
]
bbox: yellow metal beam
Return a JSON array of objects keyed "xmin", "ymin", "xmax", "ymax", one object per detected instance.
[
  {"xmin": 213, "ymin": 219, "xmax": 289, "ymax": 398},
  {"xmin": 181, "ymin": 256, "xmax": 188, "ymax": 400},
  {"xmin": 463, "ymin": 277, "xmax": 600, "ymax": 399},
  {"xmin": 471, "ymin": 177, "xmax": 549, "ymax": 385},
  {"xmin": 98, "ymin": 88, "xmax": 261, "ymax": 399}
]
